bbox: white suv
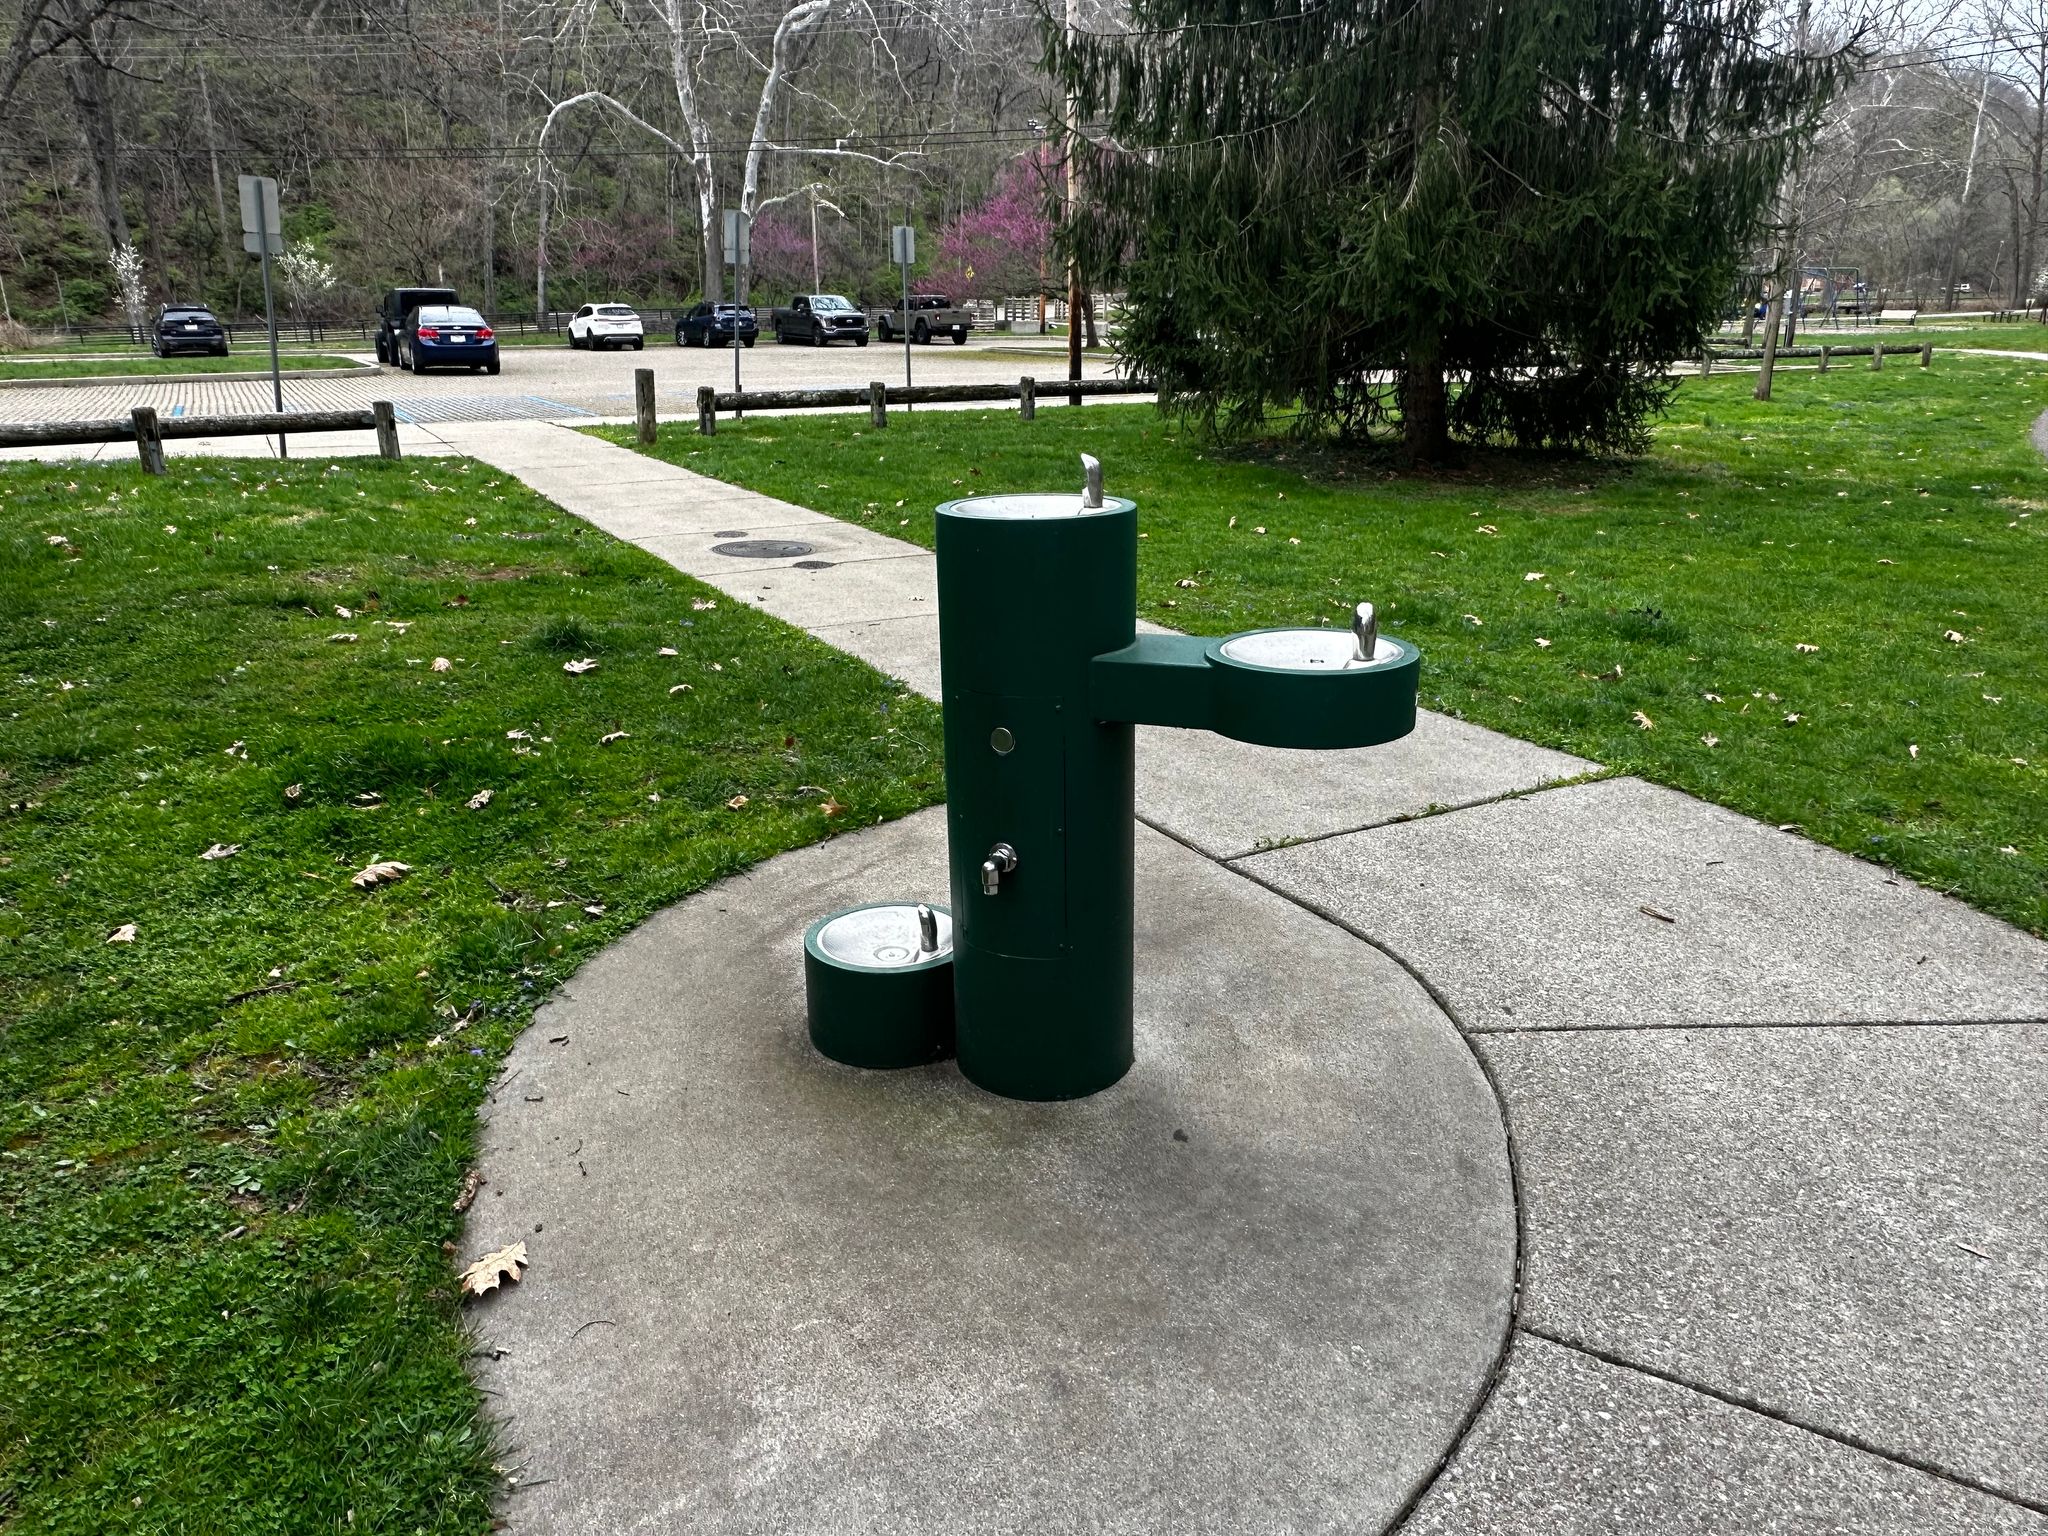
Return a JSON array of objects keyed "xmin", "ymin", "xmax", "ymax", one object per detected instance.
[{"xmin": 567, "ymin": 304, "xmax": 645, "ymax": 351}]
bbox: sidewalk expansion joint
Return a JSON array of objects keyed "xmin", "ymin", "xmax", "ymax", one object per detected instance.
[
  {"xmin": 1464, "ymin": 1015, "xmax": 2048, "ymax": 1036},
  {"xmin": 1137, "ymin": 809, "xmax": 1532, "ymax": 1536},
  {"xmin": 1219, "ymin": 766, "xmax": 1618, "ymax": 863},
  {"xmin": 1519, "ymin": 1323, "xmax": 2048, "ymax": 1518}
]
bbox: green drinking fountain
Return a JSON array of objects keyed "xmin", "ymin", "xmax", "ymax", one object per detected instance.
[{"xmin": 804, "ymin": 455, "xmax": 1420, "ymax": 1100}]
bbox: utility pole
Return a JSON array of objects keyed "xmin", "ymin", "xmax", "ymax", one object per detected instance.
[
  {"xmin": 811, "ymin": 189, "xmax": 822, "ymax": 292},
  {"xmin": 1066, "ymin": 0, "xmax": 1082, "ymax": 403}
]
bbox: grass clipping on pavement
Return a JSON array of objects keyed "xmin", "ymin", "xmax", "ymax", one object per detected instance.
[
  {"xmin": 0, "ymin": 457, "xmax": 943, "ymax": 1531},
  {"xmin": 603, "ymin": 355, "xmax": 2046, "ymax": 937}
]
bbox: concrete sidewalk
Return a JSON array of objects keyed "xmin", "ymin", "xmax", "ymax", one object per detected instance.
[{"xmin": 444, "ymin": 420, "xmax": 2048, "ymax": 1533}]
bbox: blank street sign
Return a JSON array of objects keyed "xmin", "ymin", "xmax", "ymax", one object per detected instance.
[
  {"xmin": 892, "ymin": 224, "xmax": 915, "ymax": 266},
  {"xmin": 238, "ymin": 175, "xmax": 282, "ymax": 254},
  {"xmin": 722, "ymin": 209, "xmax": 750, "ymax": 267}
]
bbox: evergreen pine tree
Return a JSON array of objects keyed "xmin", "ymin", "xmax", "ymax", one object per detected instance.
[{"xmin": 1053, "ymin": 0, "xmax": 1855, "ymax": 459}]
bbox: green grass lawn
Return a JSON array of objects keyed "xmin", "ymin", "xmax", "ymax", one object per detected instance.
[
  {"xmin": 0, "ymin": 354, "xmax": 366, "ymax": 381},
  {"xmin": 0, "ymin": 459, "xmax": 943, "ymax": 1531},
  {"xmin": 600, "ymin": 355, "xmax": 2047, "ymax": 936}
]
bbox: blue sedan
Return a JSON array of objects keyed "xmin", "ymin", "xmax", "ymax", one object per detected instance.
[{"xmin": 398, "ymin": 305, "xmax": 501, "ymax": 374}]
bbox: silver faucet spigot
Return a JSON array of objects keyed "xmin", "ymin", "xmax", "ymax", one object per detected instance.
[
  {"xmin": 1352, "ymin": 601, "xmax": 1378, "ymax": 664},
  {"xmin": 916, "ymin": 902, "xmax": 938, "ymax": 954},
  {"xmin": 981, "ymin": 842, "xmax": 1018, "ymax": 896},
  {"xmin": 1080, "ymin": 453, "xmax": 1103, "ymax": 509}
]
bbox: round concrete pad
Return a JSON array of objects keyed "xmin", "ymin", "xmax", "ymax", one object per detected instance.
[{"xmin": 464, "ymin": 809, "xmax": 1514, "ymax": 1534}]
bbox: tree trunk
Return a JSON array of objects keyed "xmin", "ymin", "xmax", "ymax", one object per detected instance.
[
  {"xmin": 1400, "ymin": 344, "xmax": 1448, "ymax": 462},
  {"xmin": 60, "ymin": 14, "xmax": 130, "ymax": 253},
  {"xmin": 1755, "ymin": 290, "xmax": 1784, "ymax": 401}
]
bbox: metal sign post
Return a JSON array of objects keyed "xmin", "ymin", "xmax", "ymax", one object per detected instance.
[
  {"xmin": 238, "ymin": 174, "xmax": 286, "ymax": 458},
  {"xmin": 723, "ymin": 209, "xmax": 750, "ymax": 407},
  {"xmin": 892, "ymin": 219, "xmax": 915, "ymax": 406}
]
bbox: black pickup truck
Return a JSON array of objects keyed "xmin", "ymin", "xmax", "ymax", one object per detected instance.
[
  {"xmin": 375, "ymin": 285, "xmax": 459, "ymax": 365},
  {"xmin": 769, "ymin": 293, "xmax": 870, "ymax": 347}
]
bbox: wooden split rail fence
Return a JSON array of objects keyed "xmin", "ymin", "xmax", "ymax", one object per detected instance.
[
  {"xmin": 1700, "ymin": 341, "xmax": 1934, "ymax": 374},
  {"xmin": 677, "ymin": 374, "xmax": 1156, "ymax": 437},
  {"xmin": 0, "ymin": 404, "xmax": 402, "ymax": 469}
]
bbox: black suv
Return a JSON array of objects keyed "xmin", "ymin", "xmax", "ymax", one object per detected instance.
[
  {"xmin": 153, "ymin": 304, "xmax": 228, "ymax": 358},
  {"xmin": 376, "ymin": 286, "xmax": 459, "ymax": 365},
  {"xmin": 676, "ymin": 302, "xmax": 758, "ymax": 348}
]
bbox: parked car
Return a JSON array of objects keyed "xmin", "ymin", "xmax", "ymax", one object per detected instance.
[
  {"xmin": 568, "ymin": 303, "xmax": 646, "ymax": 350},
  {"xmin": 376, "ymin": 286, "xmax": 458, "ymax": 364},
  {"xmin": 676, "ymin": 302, "xmax": 758, "ymax": 348},
  {"xmin": 866, "ymin": 294, "xmax": 972, "ymax": 345},
  {"xmin": 770, "ymin": 294, "xmax": 869, "ymax": 346},
  {"xmin": 152, "ymin": 303, "xmax": 229, "ymax": 358},
  {"xmin": 396, "ymin": 304, "xmax": 499, "ymax": 374}
]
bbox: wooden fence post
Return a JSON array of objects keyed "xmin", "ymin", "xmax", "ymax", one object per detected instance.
[
  {"xmin": 697, "ymin": 386, "xmax": 716, "ymax": 436},
  {"xmin": 1920, "ymin": 341, "xmax": 1933, "ymax": 367},
  {"xmin": 1019, "ymin": 376, "xmax": 1036, "ymax": 420},
  {"xmin": 131, "ymin": 406, "xmax": 165, "ymax": 475},
  {"xmin": 635, "ymin": 368, "xmax": 657, "ymax": 444},
  {"xmin": 868, "ymin": 380, "xmax": 887, "ymax": 428},
  {"xmin": 1818, "ymin": 345, "xmax": 1831, "ymax": 373},
  {"xmin": 372, "ymin": 400, "xmax": 401, "ymax": 460},
  {"xmin": 1871, "ymin": 342, "xmax": 1884, "ymax": 371}
]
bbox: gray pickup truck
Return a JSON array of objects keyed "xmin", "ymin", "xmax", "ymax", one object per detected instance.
[
  {"xmin": 866, "ymin": 294, "xmax": 972, "ymax": 344},
  {"xmin": 769, "ymin": 293, "xmax": 871, "ymax": 346}
]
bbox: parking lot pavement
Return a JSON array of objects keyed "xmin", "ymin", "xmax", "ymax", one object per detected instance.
[{"xmin": 0, "ymin": 334, "xmax": 1127, "ymax": 429}]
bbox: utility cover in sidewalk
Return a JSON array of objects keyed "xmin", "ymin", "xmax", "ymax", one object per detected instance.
[{"xmin": 713, "ymin": 538, "xmax": 814, "ymax": 558}]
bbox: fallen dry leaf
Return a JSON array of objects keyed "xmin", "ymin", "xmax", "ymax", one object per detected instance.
[
  {"xmin": 691, "ymin": 599, "xmax": 717, "ymax": 612},
  {"xmin": 451, "ymin": 1167, "xmax": 483, "ymax": 1214},
  {"xmin": 1701, "ymin": 733, "xmax": 1720, "ymax": 747},
  {"xmin": 820, "ymin": 797, "xmax": 845, "ymax": 817},
  {"xmin": 1795, "ymin": 643, "xmax": 1819, "ymax": 654},
  {"xmin": 466, "ymin": 789, "xmax": 493, "ymax": 810},
  {"xmin": 506, "ymin": 729, "xmax": 530, "ymax": 740},
  {"xmin": 1942, "ymin": 630, "xmax": 1968, "ymax": 644},
  {"xmin": 563, "ymin": 658, "xmax": 599, "ymax": 675},
  {"xmin": 107, "ymin": 923, "xmax": 137, "ymax": 944},
  {"xmin": 328, "ymin": 632, "xmax": 358, "ymax": 643},
  {"xmin": 1908, "ymin": 744, "xmax": 1920, "ymax": 759},
  {"xmin": 658, "ymin": 647, "xmax": 679, "ymax": 656},
  {"xmin": 459, "ymin": 1240, "xmax": 527, "ymax": 1297},
  {"xmin": 669, "ymin": 684, "xmax": 693, "ymax": 695},
  {"xmin": 1534, "ymin": 637, "xmax": 1551, "ymax": 648},
  {"xmin": 1632, "ymin": 710, "xmax": 1655, "ymax": 730},
  {"xmin": 350, "ymin": 860, "xmax": 412, "ymax": 889},
  {"xmin": 726, "ymin": 794, "xmax": 749, "ymax": 810},
  {"xmin": 335, "ymin": 605, "xmax": 354, "ymax": 619},
  {"xmin": 599, "ymin": 731, "xmax": 629, "ymax": 746},
  {"xmin": 199, "ymin": 843, "xmax": 240, "ymax": 861},
  {"xmin": 432, "ymin": 657, "xmax": 452, "ymax": 672},
  {"xmin": 284, "ymin": 782, "xmax": 303, "ymax": 801}
]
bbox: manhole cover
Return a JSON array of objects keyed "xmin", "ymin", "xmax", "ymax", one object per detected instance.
[
  {"xmin": 712, "ymin": 529, "xmax": 749, "ymax": 537},
  {"xmin": 793, "ymin": 560, "xmax": 836, "ymax": 570},
  {"xmin": 711, "ymin": 539, "xmax": 814, "ymax": 559}
]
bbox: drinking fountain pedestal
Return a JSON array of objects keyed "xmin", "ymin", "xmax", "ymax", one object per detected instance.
[{"xmin": 935, "ymin": 486, "xmax": 1143, "ymax": 1100}]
